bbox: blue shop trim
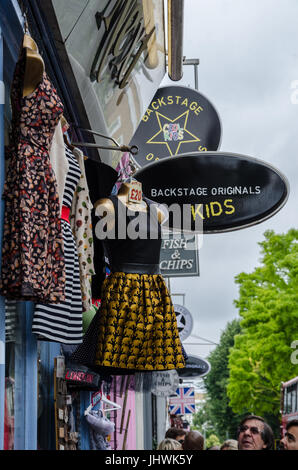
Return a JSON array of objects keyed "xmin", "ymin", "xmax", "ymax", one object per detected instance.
[
  {"xmin": 0, "ymin": 23, "xmax": 5, "ymax": 452},
  {"xmin": 0, "ymin": 0, "xmax": 37, "ymax": 451}
]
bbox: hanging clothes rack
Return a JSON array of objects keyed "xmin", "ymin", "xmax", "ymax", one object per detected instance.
[{"xmin": 71, "ymin": 127, "xmax": 139, "ymax": 156}]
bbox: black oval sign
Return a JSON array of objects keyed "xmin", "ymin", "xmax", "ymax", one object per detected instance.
[
  {"xmin": 135, "ymin": 152, "xmax": 289, "ymax": 233},
  {"xmin": 130, "ymin": 85, "xmax": 221, "ymax": 168},
  {"xmin": 178, "ymin": 355, "xmax": 211, "ymax": 378}
]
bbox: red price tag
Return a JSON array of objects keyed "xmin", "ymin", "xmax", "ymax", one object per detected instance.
[{"xmin": 128, "ymin": 182, "xmax": 142, "ymax": 203}]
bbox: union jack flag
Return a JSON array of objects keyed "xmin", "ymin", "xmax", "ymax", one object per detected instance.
[{"xmin": 169, "ymin": 387, "xmax": 196, "ymax": 414}]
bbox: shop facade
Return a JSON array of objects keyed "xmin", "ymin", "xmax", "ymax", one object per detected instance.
[{"xmin": 0, "ymin": 0, "xmax": 166, "ymax": 450}]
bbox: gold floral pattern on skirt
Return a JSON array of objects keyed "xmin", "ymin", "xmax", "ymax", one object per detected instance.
[{"xmin": 94, "ymin": 272, "xmax": 185, "ymax": 371}]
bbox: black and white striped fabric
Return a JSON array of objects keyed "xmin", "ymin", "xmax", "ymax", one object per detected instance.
[
  {"xmin": 5, "ymin": 300, "xmax": 18, "ymax": 343},
  {"xmin": 32, "ymin": 146, "xmax": 83, "ymax": 344}
]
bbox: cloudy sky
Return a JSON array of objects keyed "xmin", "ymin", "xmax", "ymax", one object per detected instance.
[{"xmin": 161, "ymin": 0, "xmax": 298, "ymax": 359}]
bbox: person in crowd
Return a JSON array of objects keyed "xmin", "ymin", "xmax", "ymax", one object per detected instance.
[
  {"xmin": 165, "ymin": 427, "xmax": 187, "ymax": 445},
  {"xmin": 182, "ymin": 430, "xmax": 204, "ymax": 450},
  {"xmin": 157, "ymin": 438, "xmax": 183, "ymax": 450},
  {"xmin": 207, "ymin": 445, "xmax": 220, "ymax": 450},
  {"xmin": 280, "ymin": 419, "xmax": 298, "ymax": 450},
  {"xmin": 237, "ymin": 415, "xmax": 274, "ymax": 450},
  {"xmin": 220, "ymin": 439, "xmax": 238, "ymax": 450}
]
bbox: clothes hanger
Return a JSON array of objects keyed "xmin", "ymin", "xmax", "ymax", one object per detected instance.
[
  {"xmin": 61, "ymin": 117, "xmax": 81, "ymax": 152},
  {"xmin": 60, "ymin": 115, "xmax": 69, "ymax": 133},
  {"xmin": 62, "ymin": 124, "xmax": 75, "ymax": 151},
  {"xmin": 63, "ymin": 134, "xmax": 75, "ymax": 151},
  {"xmin": 71, "ymin": 127, "xmax": 139, "ymax": 156},
  {"xmin": 84, "ymin": 402, "xmax": 96, "ymax": 416},
  {"xmin": 22, "ymin": 11, "xmax": 38, "ymax": 53},
  {"xmin": 21, "ymin": 6, "xmax": 30, "ymax": 34},
  {"xmin": 101, "ymin": 392, "xmax": 121, "ymax": 412},
  {"xmin": 84, "ymin": 390, "xmax": 121, "ymax": 416}
]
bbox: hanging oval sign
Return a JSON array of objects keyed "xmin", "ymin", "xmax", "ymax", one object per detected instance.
[
  {"xmin": 174, "ymin": 304, "xmax": 194, "ymax": 341},
  {"xmin": 177, "ymin": 355, "xmax": 211, "ymax": 379},
  {"xmin": 151, "ymin": 370, "xmax": 180, "ymax": 397},
  {"xmin": 130, "ymin": 85, "xmax": 221, "ymax": 168},
  {"xmin": 135, "ymin": 152, "xmax": 289, "ymax": 233}
]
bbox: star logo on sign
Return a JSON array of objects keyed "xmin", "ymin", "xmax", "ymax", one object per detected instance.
[{"xmin": 146, "ymin": 110, "xmax": 201, "ymax": 156}]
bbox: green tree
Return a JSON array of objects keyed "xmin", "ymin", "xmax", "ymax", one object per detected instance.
[
  {"xmin": 191, "ymin": 398, "xmax": 216, "ymax": 438},
  {"xmin": 205, "ymin": 434, "xmax": 221, "ymax": 449},
  {"xmin": 227, "ymin": 229, "xmax": 298, "ymax": 433},
  {"xmin": 204, "ymin": 319, "xmax": 246, "ymax": 441}
]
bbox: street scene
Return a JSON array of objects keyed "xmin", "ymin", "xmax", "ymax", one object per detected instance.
[{"xmin": 0, "ymin": 0, "xmax": 297, "ymax": 457}]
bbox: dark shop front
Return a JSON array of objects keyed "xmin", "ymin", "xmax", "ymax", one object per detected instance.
[{"xmin": 0, "ymin": 0, "xmax": 166, "ymax": 450}]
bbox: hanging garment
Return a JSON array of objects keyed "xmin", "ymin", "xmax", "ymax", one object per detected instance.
[
  {"xmin": 0, "ymin": 47, "xmax": 65, "ymax": 303},
  {"xmin": 5, "ymin": 300, "xmax": 18, "ymax": 343},
  {"xmin": 49, "ymin": 120, "xmax": 69, "ymax": 212},
  {"xmin": 71, "ymin": 196, "xmax": 185, "ymax": 372},
  {"xmin": 70, "ymin": 147, "xmax": 95, "ymax": 312},
  {"xmin": 82, "ymin": 303, "xmax": 98, "ymax": 334},
  {"xmin": 32, "ymin": 146, "xmax": 83, "ymax": 344},
  {"xmin": 85, "ymin": 410, "xmax": 114, "ymax": 450},
  {"xmin": 115, "ymin": 152, "xmax": 134, "ymax": 191},
  {"xmin": 84, "ymin": 158, "xmax": 118, "ymax": 299}
]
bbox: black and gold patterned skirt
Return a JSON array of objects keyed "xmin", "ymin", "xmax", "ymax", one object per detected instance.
[{"xmin": 72, "ymin": 272, "xmax": 185, "ymax": 372}]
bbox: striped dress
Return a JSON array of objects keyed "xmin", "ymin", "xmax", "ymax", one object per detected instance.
[{"xmin": 32, "ymin": 146, "xmax": 83, "ymax": 344}]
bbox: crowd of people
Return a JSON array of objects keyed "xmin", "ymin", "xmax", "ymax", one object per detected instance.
[{"xmin": 157, "ymin": 416, "xmax": 298, "ymax": 451}]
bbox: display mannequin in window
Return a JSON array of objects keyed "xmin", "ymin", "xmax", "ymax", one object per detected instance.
[
  {"xmin": 71, "ymin": 180, "xmax": 185, "ymax": 372},
  {"xmin": 94, "ymin": 180, "xmax": 166, "ymax": 231},
  {"xmin": 22, "ymin": 33, "xmax": 45, "ymax": 97}
]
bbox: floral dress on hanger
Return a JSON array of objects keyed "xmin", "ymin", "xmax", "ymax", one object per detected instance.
[{"xmin": 0, "ymin": 46, "xmax": 65, "ymax": 303}]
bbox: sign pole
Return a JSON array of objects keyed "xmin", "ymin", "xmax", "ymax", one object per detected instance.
[
  {"xmin": 182, "ymin": 58, "xmax": 200, "ymax": 90},
  {"xmin": 167, "ymin": 277, "xmax": 171, "ymax": 294},
  {"xmin": 194, "ymin": 63, "xmax": 198, "ymax": 90}
]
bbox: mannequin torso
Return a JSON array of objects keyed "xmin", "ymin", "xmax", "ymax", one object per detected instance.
[
  {"xmin": 94, "ymin": 182, "xmax": 166, "ymax": 231},
  {"xmin": 22, "ymin": 34, "xmax": 44, "ymax": 98}
]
